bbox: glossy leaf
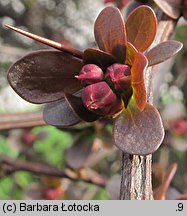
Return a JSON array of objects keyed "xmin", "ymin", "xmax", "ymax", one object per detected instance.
[
  {"xmin": 113, "ymin": 103, "xmax": 164, "ymax": 155},
  {"xmin": 66, "ymin": 132, "xmax": 94, "ymax": 169},
  {"xmin": 131, "ymin": 52, "xmax": 148, "ymax": 111},
  {"xmin": 8, "ymin": 50, "xmax": 83, "ymax": 104},
  {"xmin": 43, "ymin": 99, "xmax": 81, "ymax": 127},
  {"xmin": 125, "ymin": 42, "xmax": 138, "ymax": 65},
  {"xmin": 153, "ymin": 0, "xmax": 182, "ymax": 19},
  {"xmin": 83, "ymin": 48, "xmax": 116, "ymax": 71},
  {"xmin": 65, "ymin": 93, "xmax": 100, "ymax": 122},
  {"xmin": 94, "ymin": 6, "xmax": 127, "ymax": 63},
  {"xmin": 126, "ymin": 5, "xmax": 157, "ymax": 52},
  {"xmin": 146, "ymin": 40, "xmax": 183, "ymax": 66}
]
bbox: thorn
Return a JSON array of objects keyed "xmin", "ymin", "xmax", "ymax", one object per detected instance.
[{"xmin": 4, "ymin": 24, "xmax": 83, "ymax": 59}]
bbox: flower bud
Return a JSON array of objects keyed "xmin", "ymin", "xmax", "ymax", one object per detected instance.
[
  {"xmin": 76, "ymin": 64, "xmax": 103, "ymax": 85},
  {"xmin": 81, "ymin": 81, "xmax": 123, "ymax": 117},
  {"xmin": 106, "ymin": 63, "xmax": 131, "ymax": 92}
]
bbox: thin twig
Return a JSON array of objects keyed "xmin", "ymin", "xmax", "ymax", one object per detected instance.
[
  {"xmin": 0, "ymin": 156, "xmax": 107, "ymax": 187},
  {"xmin": 0, "ymin": 112, "xmax": 94, "ymax": 132},
  {"xmin": 0, "ymin": 112, "xmax": 46, "ymax": 130},
  {"xmin": 154, "ymin": 163, "xmax": 177, "ymax": 200},
  {"xmin": 5, "ymin": 25, "xmax": 84, "ymax": 59}
]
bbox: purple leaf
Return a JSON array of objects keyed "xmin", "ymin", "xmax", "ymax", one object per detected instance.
[
  {"xmin": 8, "ymin": 50, "xmax": 83, "ymax": 104},
  {"xmin": 146, "ymin": 40, "xmax": 183, "ymax": 66},
  {"xmin": 94, "ymin": 6, "xmax": 127, "ymax": 63},
  {"xmin": 83, "ymin": 48, "xmax": 116, "ymax": 71},
  {"xmin": 113, "ymin": 103, "xmax": 165, "ymax": 155},
  {"xmin": 43, "ymin": 99, "xmax": 81, "ymax": 127}
]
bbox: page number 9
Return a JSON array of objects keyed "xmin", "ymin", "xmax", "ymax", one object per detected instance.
[{"xmin": 176, "ymin": 203, "xmax": 183, "ymax": 211}]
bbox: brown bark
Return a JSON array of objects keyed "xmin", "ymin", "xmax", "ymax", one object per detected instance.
[{"xmin": 120, "ymin": 153, "xmax": 153, "ymax": 199}]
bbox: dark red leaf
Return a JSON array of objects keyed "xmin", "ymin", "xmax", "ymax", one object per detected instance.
[
  {"xmin": 131, "ymin": 52, "xmax": 148, "ymax": 111},
  {"xmin": 83, "ymin": 48, "xmax": 116, "ymax": 71},
  {"xmin": 43, "ymin": 99, "xmax": 81, "ymax": 127},
  {"xmin": 94, "ymin": 6, "xmax": 127, "ymax": 63},
  {"xmin": 153, "ymin": 0, "xmax": 182, "ymax": 19},
  {"xmin": 113, "ymin": 103, "xmax": 164, "ymax": 155},
  {"xmin": 66, "ymin": 132, "xmax": 94, "ymax": 169},
  {"xmin": 65, "ymin": 93, "xmax": 100, "ymax": 122},
  {"xmin": 7, "ymin": 50, "xmax": 83, "ymax": 104},
  {"xmin": 126, "ymin": 5, "xmax": 157, "ymax": 52},
  {"xmin": 146, "ymin": 40, "xmax": 183, "ymax": 66}
]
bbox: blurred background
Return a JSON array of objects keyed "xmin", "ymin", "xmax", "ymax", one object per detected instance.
[{"xmin": 0, "ymin": 0, "xmax": 187, "ymax": 199}]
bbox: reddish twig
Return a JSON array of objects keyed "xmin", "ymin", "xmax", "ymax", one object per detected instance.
[
  {"xmin": 154, "ymin": 163, "xmax": 177, "ymax": 200},
  {"xmin": 4, "ymin": 25, "xmax": 83, "ymax": 59},
  {"xmin": 0, "ymin": 156, "xmax": 107, "ymax": 187}
]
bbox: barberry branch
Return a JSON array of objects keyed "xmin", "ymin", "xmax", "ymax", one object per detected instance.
[{"xmin": 119, "ymin": 9, "xmax": 178, "ymax": 200}]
